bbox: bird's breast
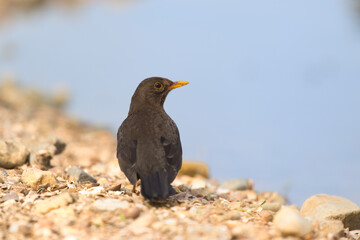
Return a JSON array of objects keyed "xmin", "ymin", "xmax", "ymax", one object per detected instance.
[{"xmin": 126, "ymin": 110, "xmax": 176, "ymax": 139}]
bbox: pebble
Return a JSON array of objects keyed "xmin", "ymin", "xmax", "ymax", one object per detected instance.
[
  {"xmin": 92, "ymin": 199, "xmax": 130, "ymax": 211},
  {"xmin": 300, "ymin": 194, "xmax": 360, "ymax": 230},
  {"xmin": 219, "ymin": 179, "xmax": 252, "ymax": 191},
  {"xmin": 79, "ymin": 186, "xmax": 105, "ymax": 195},
  {"xmin": 1, "ymin": 191, "xmax": 19, "ymax": 202},
  {"xmin": 67, "ymin": 166, "xmax": 97, "ymax": 183},
  {"xmin": 47, "ymin": 137, "xmax": 66, "ymax": 155},
  {"xmin": 273, "ymin": 206, "xmax": 312, "ymax": 237},
  {"xmin": 349, "ymin": 230, "xmax": 360, "ymax": 239},
  {"xmin": 35, "ymin": 192, "xmax": 77, "ymax": 214},
  {"xmin": 258, "ymin": 192, "xmax": 287, "ymax": 205},
  {"xmin": 7, "ymin": 176, "xmax": 21, "ymax": 184},
  {"xmin": 29, "ymin": 137, "xmax": 66, "ymax": 168},
  {"xmin": 190, "ymin": 187, "xmax": 213, "ymax": 198},
  {"xmin": 178, "ymin": 161, "xmax": 209, "ymax": 178},
  {"xmin": 259, "ymin": 210, "xmax": 273, "ymax": 222},
  {"xmin": 0, "ymin": 140, "xmax": 29, "ymax": 169},
  {"xmin": 125, "ymin": 207, "xmax": 141, "ymax": 219},
  {"xmin": 222, "ymin": 212, "xmax": 241, "ymax": 221},
  {"xmin": 21, "ymin": 168, "xmax": 58, "ymax": 190},
  {"xmin": 262, "ymin": 202, "xmax": 282, "ymax": 212}
]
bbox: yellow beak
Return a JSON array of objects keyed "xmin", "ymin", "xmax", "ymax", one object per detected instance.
[{"xmin": 169, "ymin": 81, "xmax": 189, "ymax": 90}]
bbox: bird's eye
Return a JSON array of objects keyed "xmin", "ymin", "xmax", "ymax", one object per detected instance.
[{"xmin": 154, "ymin": 82, "xmax": 163, "ymax": 89}]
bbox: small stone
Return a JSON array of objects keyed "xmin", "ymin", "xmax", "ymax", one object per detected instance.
[
  {"xmin": 259, "ymin": 210, "xmax": 274, "ymax": 222},
  {"xmin": 178, "ymin": 161, "xmax": 209, "ymax": 178},
  {"xmin": 222, "ymin": 212, "xmax": 241, "ymax": 221},
  {"xmin": 273, "ymin": 206, "xmax": 312, "ymax": 237},
  {"xmin": 91, "ymin": 217, "xmax": 105, "ymax": 227},
  {"xmin": 258, "ymin": 192, "xmax": 287, "ymax": 205},
  {"xmin": 35, "ymin": 192, "xmax": 77, "ymax": 214},
  {"xmin": 21, "ymin": 168, "xmax": 58, "ymax": 190},
  {"xmin": 219, "ymin": 179, "xmax": 252, "ymax": 191},
  {"xmin": 46, "ymin": 137, "xmax": 66, "ymax": 155},
  {"xmin": 125, "ymin": 207, "xmax": 141, "ymax": 219},
  {"xmin": 92, "ymin": 199, "xmax": 130, "ymax": 211},
  {"xmin": 79, "ymin": 186, "xmax": 105, "ymax": 195},
  {"xmin": 1, "ymin": 191, "xmax": 19, "ymax": 202},
  {"xmin": 300, "ymin": 194, "xmax": 360, "ymax": 230},
  {"xmin": 262, "ymin": 202, "xmax": 282, "ymax": 212},
  {"xmin": 7, "ymin": 176, "xmax": 21, "ymax": 184},
  {"xmin": 176, "ymin": 184, "xmax": 190, "ymax": 192},
  {"xmin": 0, "ymin": 140, "xmax": 29, "ymax": 169},
  {"xmin": 190, "ymin": 188, "xmax": 217, "ymax": 199},
  {"xmin": 29, "ymin": 137, "xmax": 66, "ymax": 168},
  {"xmin": 107, "ymin": 184, "xmax": 122, "ymax": 191},
  {"xmin": 67, "ymin": 166, "xmax": 97, "ymax": 183},
  {"xmin": 349, "ymin": 230, "xmax": 360, "ymax": 239}
]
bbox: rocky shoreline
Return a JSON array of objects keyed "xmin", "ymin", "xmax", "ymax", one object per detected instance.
[{"xmin": 0, "ymin": 80, "xmax": 359, "ymax": 239}]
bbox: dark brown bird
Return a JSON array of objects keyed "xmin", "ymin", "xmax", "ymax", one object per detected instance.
[{"xmin": 117, "ymin": 77, "xmax": 188, "ymax": 200}]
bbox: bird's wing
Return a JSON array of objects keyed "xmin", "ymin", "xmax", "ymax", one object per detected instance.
[
  {"xmin": 161, "ymin": 133, "xmax": 182, "ymax": 183},
  {"xmin": 117, "ymin": 122, "xmax": 138, "ymax": 185}
]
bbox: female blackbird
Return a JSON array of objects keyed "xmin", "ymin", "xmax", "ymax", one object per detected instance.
[{"xmin": 117, "ymin": 77, "xmax": 188, "ymax": 200}]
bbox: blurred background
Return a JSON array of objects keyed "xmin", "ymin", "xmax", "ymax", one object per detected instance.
[{"xmin": 0, "ymin": 0, "xmax": 359, "ymax": 205}]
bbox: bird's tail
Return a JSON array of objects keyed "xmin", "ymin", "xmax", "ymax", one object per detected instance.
[{"xmin": 140, "ymin": 171, "xmax": 175, "ymax": 200}]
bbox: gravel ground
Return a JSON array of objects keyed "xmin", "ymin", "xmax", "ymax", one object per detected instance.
[{"xmin": 0, "ymin": 80, "xmax": 357, "ymax": 240}]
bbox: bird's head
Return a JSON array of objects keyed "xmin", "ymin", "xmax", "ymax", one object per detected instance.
[{"xmin": 129, "ymin": 77, "xmax": 189, "ymax": 113}]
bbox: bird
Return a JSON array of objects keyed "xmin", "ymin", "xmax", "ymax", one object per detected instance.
[{"xmin": 117, "ymin": 77, "xmax": 189, "ymax": 200}]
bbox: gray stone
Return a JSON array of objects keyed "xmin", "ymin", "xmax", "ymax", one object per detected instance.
[
  {"xmin": 300, "ymin": 194, "xmax": 360, "ymax": 230},
  {"xmin": 92, "ymin": 199, "xmax": 130, "ymax": 211},
  {"xmin": 67, "ymin": 166, "xmax": 97, "ymax": 183},
  {"xmin": 219, "ymin": 179, "xmax": 252, "ymax": 191},
  {"xmin": 21, "ymin": 168, "xmax": 58, "ymax": 190},
  {"xmin": 273, "ymin": 206, "xmax": 312, "ymax": 237},
  {"xmin": 0, "ymin": 140, "xmax": 29, "ymax": 169}
]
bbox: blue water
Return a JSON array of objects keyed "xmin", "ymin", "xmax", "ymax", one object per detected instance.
[{"xmin": 1, "ymin": 0, "xmax": 360, "ymax": 205}]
